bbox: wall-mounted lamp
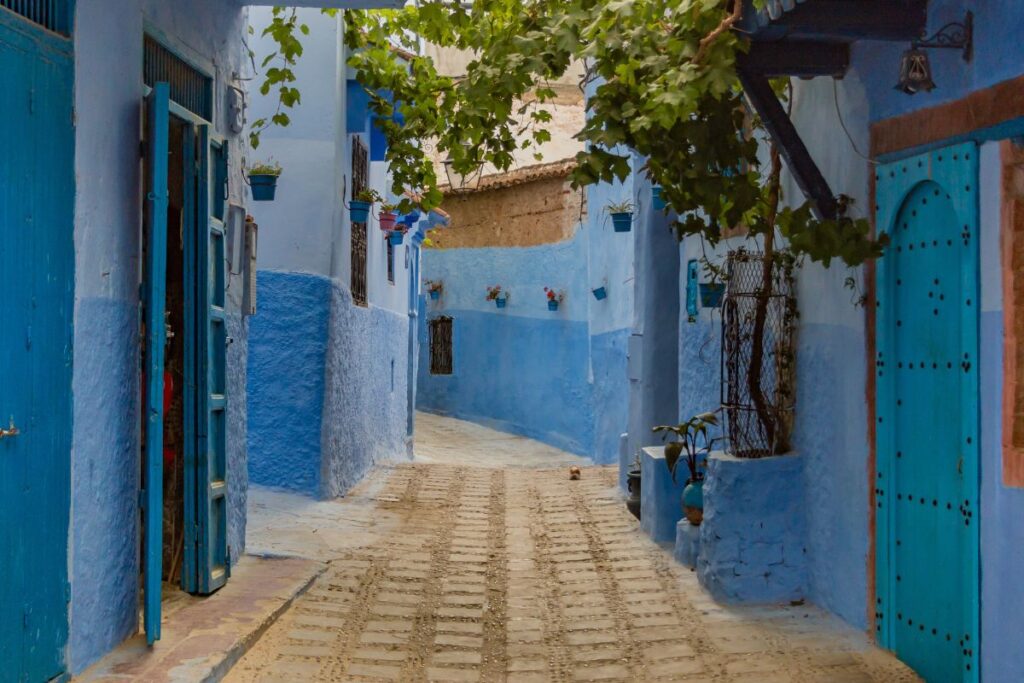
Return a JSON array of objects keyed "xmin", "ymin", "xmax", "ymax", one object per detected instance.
[
  {"xmin": 895, "ymin": 11, "xmax": 973, "ymax": 95},
  {"xmin": 442, "ymin": 142, "xmax": 483, "ymax": 192}
]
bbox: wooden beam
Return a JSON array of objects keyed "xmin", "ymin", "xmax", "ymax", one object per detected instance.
[
  {"xmin": 737, "ymin": 68, "xmax": 838, "ymax": 220},
  {"xmin": 739, "ymin": 40, "xmax": 850, "ymax": 78},
  {"xmin": 742, "ymin": 0, "xmax": 927, "ymax": 43}
]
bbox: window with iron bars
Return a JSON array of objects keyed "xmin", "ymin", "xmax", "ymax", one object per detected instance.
[
  {"xmin": 429, "ymin": 317, "xmax": 453, "ymax": 375},
  {"xmin": 386, "ymin": 235, "xmax": 395, "ymax": 284},
  {"xmin": 351, "ymin": 137, "xmax": 369, "ymax": 306}
]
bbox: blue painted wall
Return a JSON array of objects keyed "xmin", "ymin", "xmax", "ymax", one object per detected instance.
[
  {"xmin": 246, "ymin": 8, "xmax": 413, "ymax": 504},
  {"xmin": 69, "ymin": 0, "xmax": 250, "ymax": 672},
  {"xmin": 247, "ymin": 271, "xmax": 331, "ymax": 496}
]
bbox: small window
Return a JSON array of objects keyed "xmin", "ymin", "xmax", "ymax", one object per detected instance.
[
  {"xmin": 429, "ymin": 316, "xmax": 453, "ymax": 375},
  {"xmin": 1, "ymin": 0, "xmax": 71, "ymax": 35},
  {"xmin": 386, "ymin": 236, "xmax": 395, "ymax": 284},
  {"xmin": 143, "ymin": 35, "xmax": 213, "ymax": 121}
]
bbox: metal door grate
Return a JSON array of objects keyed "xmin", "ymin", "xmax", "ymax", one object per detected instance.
[
  {"xmin": 429, "ymin": 316, "xmax": 453, "ymax": 375},
  {"xmin": 351, "ymin": 137, "xmax": 369, "ymax": 306},
  {"xmin": 0, "ymin": 0, "xmax": 71, "ymax": 35},
  {"xmin": 144, "ymin": 35, "xmax": 212, "ymax": 121}
]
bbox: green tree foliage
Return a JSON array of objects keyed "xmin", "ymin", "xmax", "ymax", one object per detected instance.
[{"xmin": 254, "ymin": 0, "xmax": 887, "ymax": 268}]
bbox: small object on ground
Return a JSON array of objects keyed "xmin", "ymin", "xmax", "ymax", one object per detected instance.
[{"xmin": 569, "ymin": 466, "xmax": 581, "ymax": 480}]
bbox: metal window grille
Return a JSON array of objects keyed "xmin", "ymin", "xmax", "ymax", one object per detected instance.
[
  {"xmin": 0, "ymin": 0, "xmax": 71, "ymax": 35},
  {"xmin": 351, "ymin": 137, "xmax": 369, "ymax": 306},
  {"xmin": 720, "ymin": 249, "xmax": 797, "ymax": 458},
  {"xmin": 429, "ymin": 316, "xmax": 453, "ymax": 375},
  {"xmin": 144, "ymin": 35, "xmax": 213, "ymax": 121}
]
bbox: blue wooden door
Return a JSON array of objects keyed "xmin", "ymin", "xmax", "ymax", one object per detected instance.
[
  {"xmin": 143, "ymin": 82, "xmax": 171, "ymax": 645},
  {"xmin": 876, "ymin": 143, "xmax": 979, "ymax": 683},
  {"xmin": 187, "ymin": 125, "xmax": 229, "ymax": 595},
  {"xmin": 0, "ymin": 11, "xmax": 75, "ymax": 682}
]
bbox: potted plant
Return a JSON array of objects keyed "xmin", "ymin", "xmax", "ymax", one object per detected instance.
[
  {"xmin": 388, "ymin": 230, "xmax": 404, "ymax": 246},
  {"xmin": 606, "ymin": 200, "xmax": 634, "ymax": 233},
  {"xmin": 486, "ymin": 285, "xmax": 507, "ymax": 308},
  {"xmin": 379, "ymin": 203, "xmax": 399, "ymax": 232},
  {"xmin": 426, "ymin": 280, "xmax": 443, "ymax": 300},
  {"xmin": 652, "ymin": 411, "xmax": 720, "ymax": 526},
  {"xmin": 699, "ymin": 258, "xmax": 727, "ymax": 308},
  {"xmin": 592, "ymin": 285, "xmax": 607, "ymax": 301},
  {"xmin": 350, "ymin": 188, "xmax": 381, "ymax": 223},
  {"xmin": 626, "ymin": 453, "xmax": 642, "ymax": 520},
  {"xmin": 544, "ymin": 287, "xmax": 564, "ymax": 311},
  {"xmin": 651, "ymin": 184, "xmax": 667, "ymax": 211},
  {"xmin": 248, "ymin": 160, "xmax": 282, "ymax": 201}
]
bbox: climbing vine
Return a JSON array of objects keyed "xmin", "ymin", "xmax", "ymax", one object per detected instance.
[{"xmin": 253, "ymin": 0, "xmax": 887, "ymax": 267}]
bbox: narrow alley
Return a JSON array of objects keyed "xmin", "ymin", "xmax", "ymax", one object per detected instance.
[{"xmin": 225, "ymin": 414, "xmax": 915, "ymax": 683}]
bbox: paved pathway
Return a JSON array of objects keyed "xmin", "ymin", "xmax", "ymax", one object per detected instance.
[{"xmin": 227, "ymin": 416, "xmax": 916, "ymax": 683}]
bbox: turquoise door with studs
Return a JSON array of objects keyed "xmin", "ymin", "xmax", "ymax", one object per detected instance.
[{"xmin": 875, "ymin": 143, "xmax": 980, "ymax": 683}]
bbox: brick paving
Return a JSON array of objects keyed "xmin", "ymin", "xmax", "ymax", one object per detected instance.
[{"xmin": 225, "ymin": 462, "xmax": 917, "ymax": 682}]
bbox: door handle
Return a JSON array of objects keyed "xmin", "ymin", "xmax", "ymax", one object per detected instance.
[{"xmin": 0, "ymin": 417, "xmax": 19, "ymax": 440}]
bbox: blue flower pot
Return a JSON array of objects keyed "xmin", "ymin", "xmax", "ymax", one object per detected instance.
[
  {"xmin": 592, "ymin": 286, "xmax": 607, "ymax": 301},
  {"xmin": 682, "ymin": 478, "xmax": 704, "ymax": 526},
  {"xmin": 547, "ymin": 300, "xmax": 559, "ymax": 311},
  {"xmin": 249, "ymin": 174, "xmax": 278, "ymax": 201},
  {"xmin": 496, "ymin": 297, "xmax": 507, "ymax": 309},
  {"xmin": 699, "ymin": 282, "xmax": 725, "ymax": 308},
  {"xmin": 652, "ymin": 185, "xmax": 667, "ymax": 211},
  {"xmin": 611, "ymin": 211, "xmax": 632, "ymax": 233},
  {"xmin": 350, "ymin": 200, "xmax": 372, "ymax": 222},
  {"xmin": 388, "ymin": 231, "xmax": 404, "ymax": 246},
  {"xmin": 429, "ymin": 290, "xmax": 440, "ymax": 300}
]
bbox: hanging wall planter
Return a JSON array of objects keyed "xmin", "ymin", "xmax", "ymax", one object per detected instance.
[
  {"xmin": 547, "ymin": 300, "xmax": 559, "ymax": 311},
  {"xmin": 486, "ymin": 285, "xmax": 507, "ymax": 309},
  {"xmin": 699, "ymin": 282, "xmax": 725, "ymax": 308},
  {"xmin": 379, "ymin": 210, "xmax": 398, "ymax": 232},
  {"xmin": 430, "ymin": 290, "xmax": 440, "ymax": 300},
  {"xmin": 652, "ymin": 185, "xmax": 667, "ymax": 211},
  {"xmin": 350, "ymin": 200, "xmax": 372, "ymax": 222},
  {"xmin": 496, "ymin": 296, "xmax": 507, "ymax": 309},
  {"xmin": 606, "ymin": 200, "xmax": 634, "ymax": 233},
  {"xmin": 388, "ymin": 230, "xmax": 404, "ymax": 246},
  {"xmin": 426, "ymin": 280, "xmax": 443, "ymax": 300},
  {"xmin": 248, "ymin": 160, "xmax": 282, "ymax": 202},
  {"xmin": 544, "ymin": 287, "xmax": 564, "ymax": 312},
  {"xmin": 592, "ymin": 286, "xmax": 607, "ymax": 301}
]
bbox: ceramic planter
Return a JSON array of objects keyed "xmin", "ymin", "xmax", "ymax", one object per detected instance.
[
  {"xmin": 652, "ymin": 185, "xmax": 666, "ymax": 210},
  {"xmin": 495, "ymin": 296, "xmax": 507, "ymax": 309},
  {"xmin": 592, "ymin": 286, "xmax": 607, "ymax": 301},
  {"xmin": 388, "ymin": 230, "xmax": 404, "ymax": 246},
  {"xmin": 626, "ymin": 468, "xmax": 642, "ymax": 520},
  {"xmin": 249, "ymin": 174, "xmax": 279, "ymax": 201},
  {"xmin": 350, "ymin": 200, "xmax": 372, "ymax": 222},
  {"xmin": 429, "ymin": 289, "xmax": 441, "ymax": 300},
  {"xmin": 611, "ymin": 211, "xmax": 633, "ymax": 233},
  {"xmin": 699, "ymin": 282, "xmax": 725, "ymax": 308},
  {"xmin": 379, "ymin": 211, "xmax": 398, "ymax": 232},
  {"xmin": 682, "ymin": 478, "xmax": 704, "ymax": 526},
  {"xmin": 547, "ymin": 300, "xmax": 559, "ymax": 311}
]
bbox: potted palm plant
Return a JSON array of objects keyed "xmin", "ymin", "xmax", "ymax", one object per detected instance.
[
  {"xmin": 248, "ymin": 160, "xmax": 282, "ymax": 201},
  {"xmin": 652, "ymin": 411, "xmax": 719, "ymax": 526}
]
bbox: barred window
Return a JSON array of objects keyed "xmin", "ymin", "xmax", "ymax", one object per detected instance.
[
  {"xmin": 429, "ymin": 316, "xmax": 453, "ymax": 375},
  {"xmin": 351, "ymin": 137, "xmax": 369, "ymax": 306},
  {"xmin": 386, "ymin": 235, "xmax": 395, "ymax": 284}
]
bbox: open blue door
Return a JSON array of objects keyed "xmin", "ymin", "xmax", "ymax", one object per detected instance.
[
  {"xmin": 143, "ymin": 82, "xmax": 171, "ymax": 645},
  {"xmin": 187, "ymin": 124, "xmax": 230, "ymax": 595}
]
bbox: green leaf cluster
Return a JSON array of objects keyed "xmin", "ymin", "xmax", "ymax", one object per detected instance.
[{"xmin": 252, "ymin": 1, "xmax": 887, "ymax": 268}]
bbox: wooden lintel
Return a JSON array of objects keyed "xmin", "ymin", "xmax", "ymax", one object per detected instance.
[
  {"xmin": 739, "ymin": 40, "xmax": 850, "ymax": 78},
  {"xmin": 741, "ymin": 0, "xmax": 927, "ymax": 43},
  {"xmin": 738, "ymin": 68, "xmax": 838, "ymax": 220}
]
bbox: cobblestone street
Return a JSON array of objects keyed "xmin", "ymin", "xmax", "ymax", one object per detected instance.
[{"xmin": 226, "ymin": 416, "xmax": 916, "ymax": 683}]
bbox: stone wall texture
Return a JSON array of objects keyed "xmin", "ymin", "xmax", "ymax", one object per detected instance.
[{"xmin": 698, "ymin": 452, "xmax": 807, "ymax": 604}]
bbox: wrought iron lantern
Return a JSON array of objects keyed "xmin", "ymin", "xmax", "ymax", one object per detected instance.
[
  {"xmin": 442, "ymin": 142, "xmax": 483, "ymax": 191},
  {"xmin": 895, "ymin": 11, "xmax": 973, "ymax": 95}
]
